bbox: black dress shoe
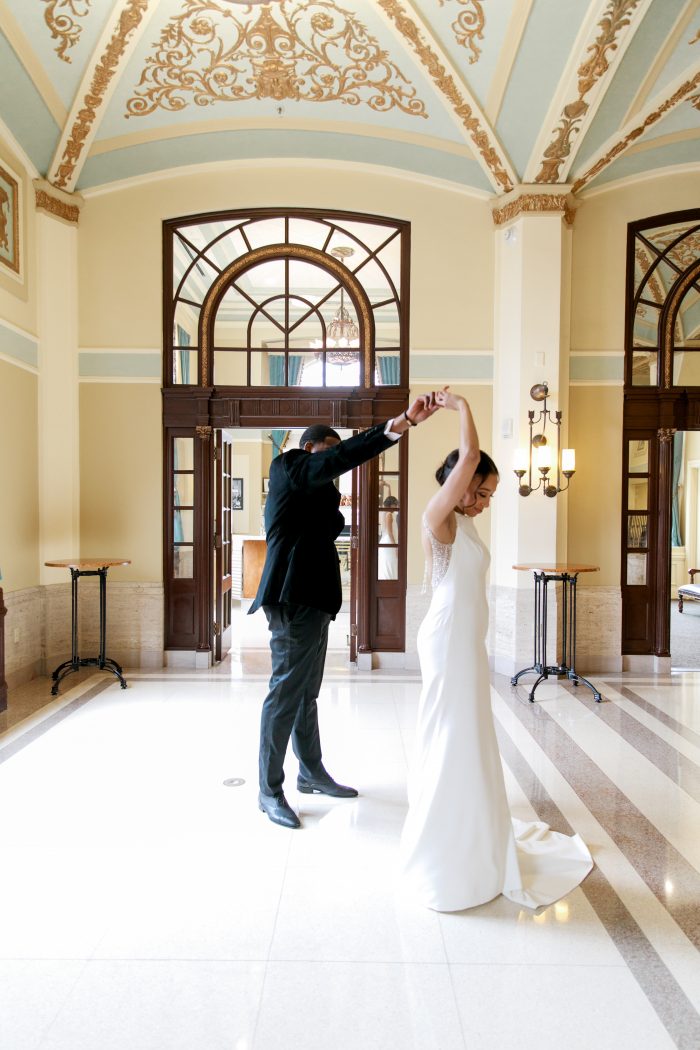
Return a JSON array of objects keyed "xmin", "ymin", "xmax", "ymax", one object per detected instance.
[
  {"xmin": 297, "ymin": 774, "xmax": 358, "ymax": 798},
  {"xmin": 258, "ymin": 791, "xmax": 301, "ymax": 828}
]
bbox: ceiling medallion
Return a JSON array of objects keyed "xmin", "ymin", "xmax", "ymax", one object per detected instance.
[
  {"xmin": 42, "ymin": 0, "xmax": 93, "ymax": 63},
  {"xmin": 440, "ymin": 0, "xmax": 485, "ymax": 65},
  {"xmin": 536, "ymin": 0, "xmax": 642, "ymax": 183},
  {"xmin": 126, "ymin": 0, "xmax": 427, "ymax": 118}
]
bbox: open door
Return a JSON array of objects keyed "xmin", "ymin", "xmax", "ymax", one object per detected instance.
[{"xmin": 214, "ymin": 430, "xmax": 233, "ymax": 661}]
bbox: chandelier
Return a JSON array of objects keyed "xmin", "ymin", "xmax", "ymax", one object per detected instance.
[
  {"xmin": 513, "ymin": 383, "xmax": 576, "ymax": 497},
  {"xmin": 311, "ymin": 246, "xmax": 360, "ymax": 366}
]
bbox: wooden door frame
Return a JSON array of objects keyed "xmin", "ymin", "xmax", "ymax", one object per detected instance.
[{"xmin": 622, "ymin": 211, "xmax": 700, "ymax": 656}]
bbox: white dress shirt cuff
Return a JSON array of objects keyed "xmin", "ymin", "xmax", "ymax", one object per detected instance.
[{"xmin": 384, "ymin": 419, "xmax": 403, "ymax": 441}]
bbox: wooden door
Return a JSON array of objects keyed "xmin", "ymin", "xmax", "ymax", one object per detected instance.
[{"xmin": 214, "ymin": 431, "xmax": 233, "ymax": 661}]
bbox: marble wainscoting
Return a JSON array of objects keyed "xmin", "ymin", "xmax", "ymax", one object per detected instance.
[{"xmin": 3, "ymin": 582, "xmax": 165, "ymax": 686}]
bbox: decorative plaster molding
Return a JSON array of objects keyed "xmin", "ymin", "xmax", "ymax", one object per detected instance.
[
  {"xmin": 572, "ymin": 64, "xmax": 700, "ymax": 193},
  {"xmin": 491, "ymin": 189, "xmax": 575, "ymax": 226},
  {"xmin": 441, "ymin": 0, "xmax": 485, "ymax": 65},
  {"xmin": 50, "ymin": 0, "xmax": 151, "ymax": 191},
  {"xmin": 42, "ymin": 0, "xmax": 93, "ymax": 63},
  {"xmin": 535, "ymin": 0, "xmax": 644, "ymax": 184},
  {"xmin": 378, "ymin": 0, "xmax": 514, "ymax": 193},
  {"xmin": 127, "ymin": 0, "xmax": 426, "ymax": 119},
  {"xmin": 33, "ymin": 179, "xmax": 83, "ymax": 223}
]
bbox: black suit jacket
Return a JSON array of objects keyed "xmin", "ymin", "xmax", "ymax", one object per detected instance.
[{"xmin": 249, "ymin": 423, "xmax": 397, "ymax": 618}]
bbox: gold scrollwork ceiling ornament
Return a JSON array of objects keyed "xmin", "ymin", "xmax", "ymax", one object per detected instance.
[
  {"xmin": 378, "ymin": 0, "xmax": 512, "ymax": 192},
  {"xmin": 125, "ymin": 0, "xmax": 427, "ymax": 118},
  {"xmin": 42, "ymin": 0, "xmax": 93, "ymax": 63},
  {"xmin": 690, "ymin": 26, "xmax": 700, "ymax": 110},
  {"xmin": 536, "ymin": 0, "xmax": 642, "ymax": 184},
  {"xmin": 52, "ymin": 0, "xmax": 151, "ymax": 191},
  {"xmin": 439, "ymin": 0, "xmax": 485, "ymax": 65}
]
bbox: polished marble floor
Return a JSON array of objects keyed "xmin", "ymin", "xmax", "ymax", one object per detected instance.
[{"xmin": 1, "ymin": 654, "xmax": 699, "ymax": 1050}]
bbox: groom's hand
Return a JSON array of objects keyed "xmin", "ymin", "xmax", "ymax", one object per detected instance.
[{"xmin": 407, "ymin": 391, "xmax": 440, "ymax": 424}]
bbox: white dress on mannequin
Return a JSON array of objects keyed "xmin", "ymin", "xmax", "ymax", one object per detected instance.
[{"xmin": 400, "ymin": 513, "xmax": 592, "ymax": 912}]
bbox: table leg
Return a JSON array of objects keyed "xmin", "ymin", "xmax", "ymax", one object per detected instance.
[{"xmin": 50, "ymin": 568, "xmax": 127, "ymax": 694}]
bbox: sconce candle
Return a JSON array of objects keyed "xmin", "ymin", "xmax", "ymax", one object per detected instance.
[{"xmin": 512, "ymin": 382, "xmax": 575, "ymax": 498}]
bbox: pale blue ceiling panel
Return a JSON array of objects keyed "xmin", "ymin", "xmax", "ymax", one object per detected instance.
[
  {"xmin": 575, "ymin": 0, "xmax": 688, "ymax": 168},
  {"xmin": 77, "ymin": 128, "xmax": 492, "ymax": 192},
  {"xmin": 0, "ymin": 31, "xmax": 59, "ymax": 174},
  {"xmin": 495, "ymin": 0, "xmax": 585, "ymax": 177}
]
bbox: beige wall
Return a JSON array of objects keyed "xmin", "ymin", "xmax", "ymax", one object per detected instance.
[
  {"xmin": 79, "ymin": 384, "xmax": 162, "ymax": 581},
  {"xmin": 567, "ymin": 385, "xmax": 623, "ymax": 587},
  {"xmin": 0, "ymin": 359, "xmax": 39, "ymax": 591}
]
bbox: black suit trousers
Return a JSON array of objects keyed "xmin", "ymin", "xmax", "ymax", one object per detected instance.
[{"xmin": 259, "ymin": 603, "xmax": 331, "ymax": 796}]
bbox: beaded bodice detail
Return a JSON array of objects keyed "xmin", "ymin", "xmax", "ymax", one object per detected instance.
[{"xmin": 422, "ymin": 514, "xmax": 453, "ymax": 591}]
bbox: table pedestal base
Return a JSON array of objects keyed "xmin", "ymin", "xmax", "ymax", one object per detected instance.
[
  {"xmin": 49, "ymin": 567, "xmax": 128, "ymax": 696},
  {"xmin": 510, "ymin": 570, "xmax": 602, "ymax": 703}
]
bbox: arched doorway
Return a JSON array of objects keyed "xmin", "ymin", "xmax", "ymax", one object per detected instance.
[
  {"xmin": 162, "ymin": 208, "xmax": 411, "ymax": 665},
  {"xmin": 622, "ymin": 210, "xmax": 700, "ymax": 659}
]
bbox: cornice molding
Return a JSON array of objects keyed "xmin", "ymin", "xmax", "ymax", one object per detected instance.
[
  {"xmin": 33, "ymin": 179, "xmax": 83, "ymax": 224},
  {"xmin": 491, "ymin": 187, "xmax": 576, "ymax": 226}
]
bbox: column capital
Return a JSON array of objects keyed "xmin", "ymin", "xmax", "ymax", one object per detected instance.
[
  {"xmin": 491, "ymin": 185, "xmax": 577, "ymax": 228},
  {"xmin": 33, "ymin": 179, "xmax": 84, "ymax": 225}
]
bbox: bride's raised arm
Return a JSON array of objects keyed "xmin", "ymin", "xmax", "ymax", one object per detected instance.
[{"xmin": 424, "ymin": 390, "xmax": 480, "ymax": 542}]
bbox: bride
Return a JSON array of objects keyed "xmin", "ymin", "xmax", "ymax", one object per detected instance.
[{"xmin": 400, "ymin": 389, "xmax": 592, "ymax": 912}]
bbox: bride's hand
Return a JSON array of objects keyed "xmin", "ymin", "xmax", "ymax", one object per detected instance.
[{"xmin": 435, "ymin": 387, "xmax": 465, "ymax": 412}]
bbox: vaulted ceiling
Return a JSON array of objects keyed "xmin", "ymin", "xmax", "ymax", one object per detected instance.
[{"xmin": 0, "ymin": 0, "xmax": 698, "ymax": 198}]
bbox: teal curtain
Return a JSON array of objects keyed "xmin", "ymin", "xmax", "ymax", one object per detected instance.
[
  {"xmin": 269, "ymin": 354, "xmax": 303, "ymax": 457},
  {"xmin": 377, "ymin": 354, "xmax": 399, "ymax": 385},
  {"xmin": 176, "ymin": 324, "xmax": 191, "ymax": 384},
  {"xmin": 671, "ymin": 431, "xmax": 684, "ymax": 547}
]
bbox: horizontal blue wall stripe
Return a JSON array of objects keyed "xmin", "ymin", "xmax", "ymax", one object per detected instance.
[
  {"xmin": 79, "ymin": 352, "xmax": 161, "ymax": 378},
  {"xmin": 570, "ymin": 355, "xmax": 623, "ymax": 382},
  {"xmin": 409, "ymin": 353, "xmax": 493, "ymax": 381},
  {"xmin": 0, "ymin": 323, "xmax": 38, "ymax": 368}
]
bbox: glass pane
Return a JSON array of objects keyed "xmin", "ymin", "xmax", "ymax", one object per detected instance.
[
  {"xmin": 373, "ymin": 303, "xmax": 400, "ymax": 348},
  {"xmin": 379, "ymin": 474, "xmax": 400, "ymax": 504},
  {"xmin": 175, "ymin": 251, "xmax": 219, "ymax": 305},
  {"xmin": 673, "ymin": 352, "xmax": 700, "ymax": 386},
  {"xmin": 288, "ymin": 217, "xmax": 330, "ymax": 249},
  {"xmin": 631, "ymin": 351, "xmax": 657, "ymax": 386},
  {"xmin": 627, "ymin": 514, "xmax": 648, "ymax": 548},
  {"xmin": 288, "ymin": 259, "xmax": 335, "ymax": 305},
  {"xmin": 173, "ymin": 546, "xmax": 193, "ymax": 579},
  {"xmin": 214, "ymin": 285, "xmax": 255, "ymax": 347},
  {"xmin": 174, "ymin": 508, "xmax": 193, "ymax": 543},
  {"xmin": 174, "ymin": 301, "xmax": 200, "ymax": 338},
  {"xmin": 628, "ymin": 478, "xmax": 648, "ymax": 510},
  {"xmin": 628, "ymin": 440, "xmax": 648, "ymax": 473},
  {"xmin": 627, "ymin": 553, "xmax": 647, "ymax": 586},
  {"xmin": 378, "ymin": 506, "xmax": 399, "ymax": 544},
  {"xmin": 200, "ymin": 225, "xmax": 249, "ymax": 269},
  {"xmin": 250, "ymin": 308, "xmax": 285, "ymax": 349},
  {"xmin": 375, "ymin": 351, "xmax": 400, "ymax": 385},
  {"xmin": 174, "ymin": 437, "xmax": 193, "ymax": 471},
  {"xmin": 354, "ymin": 257, "xmax": 393, "ymax": 303},
  {"xmin": 244, "ymin": 217, "xmax": 286, "ymax": 248},
  {"xmin": 214, "ymin": 350, "xmax": 248, "ymax": 385},
  {"xmin": 174, "ymin": 474, "xmax": 194, "ymax": 506},
  {"xmin": 172, "ymin": 349, "xmax": 197, "ymax": 385},
  {"xmin": 379, "ymin": 442, "xmax": 400, "ymax": 472},
  {"xmin": 675, "ymin": 285, "xmax": 700, "ymax": 341},
  {"xmin": 633, "ymin": 301, "xmax": 659, "ymax": 347}
]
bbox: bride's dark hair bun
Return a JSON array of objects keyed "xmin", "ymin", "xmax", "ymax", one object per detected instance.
[{"xmin": 436, "ymin": 449, "xmax": 499, "ymax": 486}]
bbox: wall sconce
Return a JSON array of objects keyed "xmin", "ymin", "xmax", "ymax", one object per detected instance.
[{"xmin": 514, "ymin": 383, "xmax": 575, "ymax": 497}]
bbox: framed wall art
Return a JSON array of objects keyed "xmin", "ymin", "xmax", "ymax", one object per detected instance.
[
  {"xmin": 0, "ymin": 162, "xmax": 21, "ymax": 279},
  {"xmin": 232, "ymin": 477, "xmax": 244, "ymax": 511}
]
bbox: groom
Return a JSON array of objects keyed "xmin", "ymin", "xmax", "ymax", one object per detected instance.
[{"xmin": 251, "ymin": 395, "xmax": 439, "ymax": 828}]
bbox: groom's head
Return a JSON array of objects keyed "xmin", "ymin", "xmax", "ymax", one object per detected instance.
[{"xmin": 299, "ymin": 424, "xmax": 341, "ymax": 453}]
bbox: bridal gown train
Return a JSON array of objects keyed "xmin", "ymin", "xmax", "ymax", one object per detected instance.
[{"xmin": 400, "ymin": 514, "xmax": 592, "ymax": 912}]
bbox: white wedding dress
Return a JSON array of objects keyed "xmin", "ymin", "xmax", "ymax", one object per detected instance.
[{"xmin": 400, "ymin": 514, "xmax": 592, "ymax": 912}]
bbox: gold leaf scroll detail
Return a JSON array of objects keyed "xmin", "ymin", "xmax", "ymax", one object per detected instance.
[
  {"xmin": 690, "ymin": 26, "xmax": 700, "ymax": 109},
  {"xmin": 35, "ymin": 188, "xmax": 81, "ymax": 224},
  {"xmin": 439, "ymin": 0, "xmax": 485, "ymax": 65},
  {"xmin": 126, "ymin": 0, "xmax": 426, "ymax": 118},
  {"xmin": 536, "ymin": 0, "xmax": 641, "ymax": 183},
  {"xmin": 491, "ymin": 193, "xmax": 574, "ymax": 226},
  {"xmin": 52, "ymin": 0, "xmax": 151, "ymax": 191},
  {"xmin": 378, "ymin": 0, "xmax": 513, "ymax": 192},
  {"xmin": 42, "ymin": 0, "xmax": 92, "ymax": 64},
  {"xmin": 572, "ymin": 67, "xmax": 700, "ymax": 193}
]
